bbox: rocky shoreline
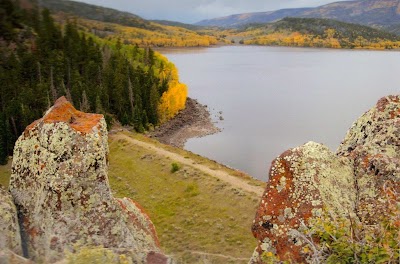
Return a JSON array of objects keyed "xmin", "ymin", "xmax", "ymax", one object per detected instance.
[{"xmin": 149, "ymin": 97, "xmax": 221, "ymax": 148}]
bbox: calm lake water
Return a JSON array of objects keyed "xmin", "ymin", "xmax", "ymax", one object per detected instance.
[{"xmin": 160, "ymin": 46, "xmax": 400, "ymax": 181}]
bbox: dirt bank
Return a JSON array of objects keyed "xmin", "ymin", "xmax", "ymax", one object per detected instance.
[{"xmin": 149, "ymin": 98, "xmax": 221, "ymax": 148}]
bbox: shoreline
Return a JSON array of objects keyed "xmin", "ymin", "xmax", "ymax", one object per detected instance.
[
  {"xmin": 149, "ymin": 98, "xmax": 221, "ymax": 148},
  {"xmin": 155, "ymin": 43, "xmax": 400, "ymax": 53}
]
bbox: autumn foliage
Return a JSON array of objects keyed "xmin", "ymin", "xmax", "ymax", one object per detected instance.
[
  {"xmin": 156, "ymin": 54, "xmax": 188, "ymax": 123},
  {"xmin": 231, "ymin": 17, "xmax": 400, "ymax": 50},
  {"xmin": 64, "ymin": 17, "xmax": 218, "ymax": 48}
]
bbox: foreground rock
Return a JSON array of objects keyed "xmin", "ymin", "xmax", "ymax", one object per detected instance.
[
  {"xmin": 8, "ymin": 97, "xmax": 167, "ymax": 263},
  {"xmin": 251, "ymin": 95, "xmax": 400, "ymax": 263},
  {"xmin": 0, "ymin": 186, "xmax": 22, "ymax": 257}
]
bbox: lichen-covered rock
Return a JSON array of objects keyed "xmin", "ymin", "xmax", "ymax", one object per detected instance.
[
  {"xmin": 9, "ymin": 97, "xmax": 166, "ymax": 263},
  {"xmin": 0, "ymin": 249, "xmax": 32, "ymax": 264},
  {"xmin": 337, "ymin": 95, "xmax": 400, "ymax": 224},
  {"xmin": 0, "ymin": 186, "xmax": 22, "ymax": 256},
  {"xmin": 251, "ymin": 95, "xmax": 400, "ymax": 263},
  {"xmin": 250, "ymin": 142, "xmax": 355, "ymax": 263}
]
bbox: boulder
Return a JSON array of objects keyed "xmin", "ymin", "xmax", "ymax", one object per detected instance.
[
  {"xmin": 0, "ymin": 249, "xmax": 32, "ymax": 264},
  {"xmin": 9, "ymin": 97, "xmax": 167, "ymax": 263},
  {"xmin": 337, "ymin": 95, "xmax": 400, "ymax": 224},
  {"xmin": 250, "ymin": 143, "xmax": 355, "ymax": 263},
  {"xmin": 250, "ymin": 95, "xmax": 400, "ymax": 263},
  {"xmin": 0, "ymin": 186, "xmax": 22, "ymax": 256}
]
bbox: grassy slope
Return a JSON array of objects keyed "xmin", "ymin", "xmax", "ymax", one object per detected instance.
[{"xmin": 0, "ymin": 131, "xmax": 265, "ymax": 263}]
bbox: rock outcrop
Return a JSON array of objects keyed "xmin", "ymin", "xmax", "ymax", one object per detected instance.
[
  {"xmin": 8, "ymin": 97, "xmax": 167, "ymax": 263},
  {"xmin": 337, "ymin": 96, "xmax": 400, "ymax": 225},
  {"xmin": 251, "ymin": 95, "xmax": 400, "ymax": 263}
]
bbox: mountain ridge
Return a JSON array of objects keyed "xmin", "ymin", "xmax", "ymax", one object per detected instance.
[{"xmin": 196, "ymin": 0, "xmax": 400, "ymax": 33}]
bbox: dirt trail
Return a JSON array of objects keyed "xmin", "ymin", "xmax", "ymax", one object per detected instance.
[{"xmin": 112, "ymin": 133, "xmax": 264, "ymax": 196}]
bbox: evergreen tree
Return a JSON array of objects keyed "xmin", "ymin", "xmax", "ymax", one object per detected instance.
[
  {"xmin": 80, "ymin": 90, "xmax": 90, "ymax": 112},
  {"xmin": 0, "ymin": 113, "xmax": 8, "ymax": 165},
  {"xmin": 95, "ymin": 94, "xmax": 104, "ymax": 114},
  {"xmin": 50, "ymin": 66, "xmax": 57, "ymax": 103}
]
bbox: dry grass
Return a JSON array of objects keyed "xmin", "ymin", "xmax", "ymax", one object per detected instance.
[{"xmin": 108, "ymin": 132, "xmax": 263, "ymax": 263}]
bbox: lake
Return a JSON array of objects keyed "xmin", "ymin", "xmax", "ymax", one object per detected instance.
[{"xmin": 160, "ymin": 46, "xmax": 400, "ymax": 181}]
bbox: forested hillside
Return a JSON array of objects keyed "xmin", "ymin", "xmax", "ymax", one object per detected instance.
[
  {"xmin": 0, "ymin": 0, "xmax": 187, "ymax": 164},
  {"xmin": 41, "ymin": 0, "xmax": 220, "ymax": 47},
  {"xmin": 41, "ymin": 0, "xmax": 158, "ymax": 30},
  {"xmin": 231, "ymin": 18, "xmax": 400, "ymax": 49}
]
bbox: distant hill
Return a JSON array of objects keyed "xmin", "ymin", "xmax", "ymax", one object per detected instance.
[
  {"xmin": 41, "ymin": 0, "xmax": 160, "ymax": 30},
  {"xmin": 262, "ymin": 17, "xmax": 400, "ymax": 42},
  {"xmin": 39, "ymin": 0, "xmax": 219, "ymax": 47},
  {"xmin": 196, "ymin": 8, "xmax": 312, "ymax": 28},
  {"xmin": 232, "ymin": 17, "xmax": 400, "ymax": 49},
  {"xmin": 196, "ymin": 0, "xmax": 400, "ymax": 33},
  {"xmin": 150, "ymin": 20, "xmax": 204, "ymax": 31}
]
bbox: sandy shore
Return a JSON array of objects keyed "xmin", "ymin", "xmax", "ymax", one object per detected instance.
[{"xmin": 149, "ymin": 98, "xmax": 221, "ymax": 148}]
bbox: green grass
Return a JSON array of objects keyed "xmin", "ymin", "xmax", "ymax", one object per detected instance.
[
  {"xmin": 0, "ymin": 159, "xmax": 11, "ymax": 188},
  {"xmin": 0, "ymin": 132, "xmax": 264, "ymax": 263}
]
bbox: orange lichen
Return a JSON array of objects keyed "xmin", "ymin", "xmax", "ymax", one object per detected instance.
[
  {"xmin": 252, "ymin": 149, "xmax": 319, "ymax": 263},
  {"xmin": 26, "ymin": 97, "xmax": 103, "ymax": 134}
]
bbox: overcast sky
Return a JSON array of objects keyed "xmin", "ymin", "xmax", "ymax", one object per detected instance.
[{"xmin": 74, "ymin": 0, "xmax": 349, "ymax": 24}]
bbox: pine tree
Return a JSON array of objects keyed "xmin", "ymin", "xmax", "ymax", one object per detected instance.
[
  {"xmin": 0, "ymin": 113, "xmax": 8, "ymax": 165},
  {"xmin": 50, "ymin": 66, "xmax": 57, "ymax": 102},
  {"xmin": 148, "ymin": 83, "xmax": 159, "ymax": 124},
  {"xmin": 37, "ymin": 61, "xmax": 42, "ymax": 84},
  {"xmin": 128, "ymin": 75, "xmax": 134, "ymax": 116},
  {"xmin": 95, "ymin": 94, "xmax": 104, "ymax": 114},
  {"xmin": 80, "ymin": 90, "xmax": 90, "ymax": 112}
]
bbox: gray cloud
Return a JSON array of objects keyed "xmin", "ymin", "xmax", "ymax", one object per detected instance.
[{"xmin": 74, "ymin": 0, "xmax": 349, "ymax": 23}]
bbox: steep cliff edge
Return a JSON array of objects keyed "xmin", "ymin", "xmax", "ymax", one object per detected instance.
[
  {"xmin": 4, "ymin": 97, "xmax": 167, "ymax": 263},
  {"xmin": 251, "ymin": 95, "xmax": 400, "ymax": 263}
]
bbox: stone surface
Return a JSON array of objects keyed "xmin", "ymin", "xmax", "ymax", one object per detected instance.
[
  {"xmin": 0, "ymin": 186, "xmax": 22, "ymax": 256},
  {"xmin": 337, "ymin": 95, "xmax": 400, "ymax": 224},
  {"xmin": 251, "ymin": 95, "xmax": 400, "ymax": 263},
  {"xmin": 250, "ymin": 143, "xmax": 355, "ymax": 263},
  {"xmin": 0, "ymin": 250, "xmax": 32, "ymax": 264},
  {"xmin": 9, "ymin": 97, "xmax": 166, "ymax": 263}
]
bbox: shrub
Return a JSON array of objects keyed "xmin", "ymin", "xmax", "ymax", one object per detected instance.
[
  {"xmin": 171, "ymin": 162, "xmax": 180, "ymax": 173},
  {"xmin": 299, "ymin": 211, "xmax": 400, "ymax": 264}
]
